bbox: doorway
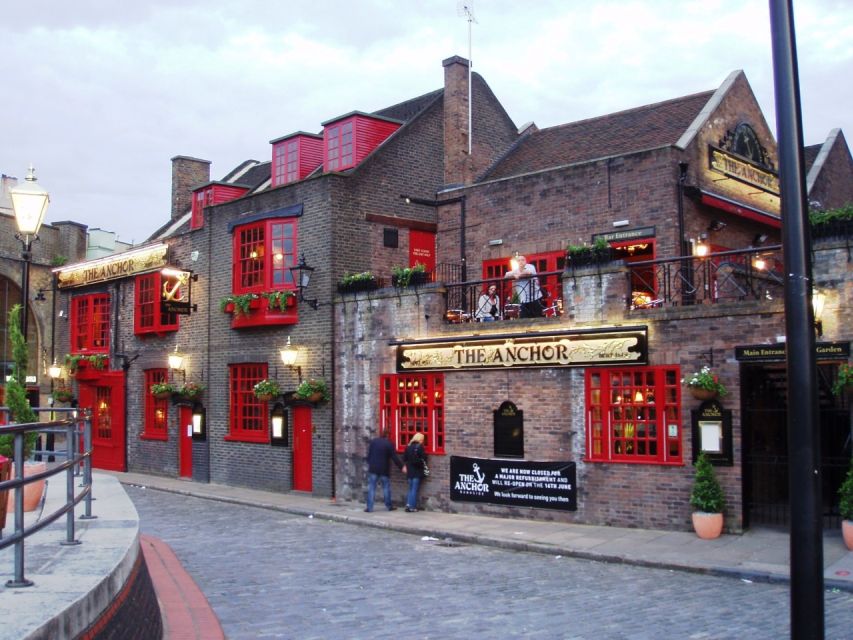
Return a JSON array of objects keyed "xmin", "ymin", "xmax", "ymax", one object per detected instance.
[
  {"xmin": 178, "ymin": 404, "xmax": 193, "ymax": 478},
  {"xmin": 292, "ymin": 406, "xmax": 312, "ymax": 492},
  {"xmin": 741, "ymin": 363, "xmax": 850, "ymax": 528},
  {"xmin": 77, "ymin": 371, "xmax": 126, "ymax": 472}
]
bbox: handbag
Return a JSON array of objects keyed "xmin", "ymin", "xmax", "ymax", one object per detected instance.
[{"xmin": 422, "ymin": 462, "xmax": 430, "ymax": 477}]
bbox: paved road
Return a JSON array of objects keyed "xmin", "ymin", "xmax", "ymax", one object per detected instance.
[{"xmin": 126, "ymin": 486, "xmax": 852, "ymax": 640}]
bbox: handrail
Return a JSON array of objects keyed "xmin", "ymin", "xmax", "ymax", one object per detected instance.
[
  {"xmin": 0, "ymin": 408, "xmax": 93, "ymax": 588},
  {"xmin": 444, "ymin": 270, "xmax": 565, "ymax": 323}
]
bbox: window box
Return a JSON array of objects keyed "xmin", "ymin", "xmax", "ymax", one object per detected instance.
[{"xmin": 221, "ymin": 293, "xmax": 298, "ymax": 329}]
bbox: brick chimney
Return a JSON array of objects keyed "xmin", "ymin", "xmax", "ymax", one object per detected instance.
[
  {"xmin": 443, "ymin": 55, "xmax": 472, "ymax": 187},
  {"xmin": 171, "ymin": 156, "xmax": 211, "ymax": 221}
]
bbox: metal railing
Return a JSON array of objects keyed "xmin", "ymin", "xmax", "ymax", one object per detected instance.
[
  {"xmin": 444, "ymin": 271, "xmax": 565, "ymax": 323},
  {"xmin": 0, "ymin": 407, "xmax": 93, "ymax": 588},
  {"xmin": 626, "ymin": 245, "xmax": 784, "ymax": 309}
]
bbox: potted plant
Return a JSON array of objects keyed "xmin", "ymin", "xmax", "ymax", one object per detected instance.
[
  {"xmin": 337, "ymin": 271, "xmax": 379, "ymax": 294},
  {"xmin": 690, "ymin": 452, "xmax": 726, "ymax": 539},
  {"xmin": 150, "ymin": 382, "xmax": 177, "ymax": 400},
  {"xmin": 838, "ymin": 457, "xmax": 853, "ymax": 550},
  {"xmin": 831, "ymin": 363, "xmax": 853, "ymax": 397},
  {"xmin": 294, "ymin": 378, "xmax": 329, "ymax": 403},
  {"xmin": 53, "ymin": 388, "xmax": 75, "ymax": 404},
  {"xmin": 219, "ymin": 293, "xmax": 258, "ymax": 317},
  {"xmin": 391, "ymin": 263, "xmax": 429, "ymax": 288},
  {"xmin": 262, "ymin": 290, "xmax": 296, "ymax": 312},
  {"xmin": 683, "ymin": 366, "xmax": 727, "ymax": 401},
  {"xmin": 253, "ymin": 379, "xmax": 281, "ymax": 401},
  {"xmin": 177, "ymin": 381, "xmax": 206, "ymax": 401},
  {"xmin": 64, "ymin": 353, "xmax": 86, "ymax": 374},
  {"xmin": 810, "ymin": 203, "xmax": 853, "ymax": 240},
  {"xmin": 566, "ymin": 237, "xmax": 612, "ymax": 267}
]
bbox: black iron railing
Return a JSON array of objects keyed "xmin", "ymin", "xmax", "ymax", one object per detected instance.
[
  {"xmin": 444, "ymin": 270, "xmax": 565, "ymax": 324},
  {"xmin": 626, "ymin": 245, "xmax": 784, "ymax": 309},
  {"xmin": 0, "ymin": 407, "xmax": 94, "ymax": 588}
]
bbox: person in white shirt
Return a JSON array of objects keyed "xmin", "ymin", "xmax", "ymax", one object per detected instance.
[{"xmin": 504, "ymin": 255, "xmax": 542, "ymax": 318}]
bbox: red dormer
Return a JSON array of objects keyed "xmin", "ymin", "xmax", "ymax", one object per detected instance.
[
  {"xmin": 190, "ymin": 182, "xmax": 250, "ymax": 230},
  {"xmin": 321, "ymin": 112, "xmax": 402, "ymax": 173},
  {"xmin": 270, "ymin": 132, "xmax": 324, "ymax": 188}
]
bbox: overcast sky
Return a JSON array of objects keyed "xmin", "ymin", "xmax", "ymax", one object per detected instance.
[{"xmin": 2, "ymin": 1, "xmax": 851, "ymax": 245}]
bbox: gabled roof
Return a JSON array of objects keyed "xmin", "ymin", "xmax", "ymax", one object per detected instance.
[{"xmin": 482, "ymin": 90, "xmax": 715, "ymax": 181}]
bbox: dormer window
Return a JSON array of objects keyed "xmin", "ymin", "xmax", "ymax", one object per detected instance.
[
  {"xmin": 321, "ymin": 112, "xmax": 402, "ymax": 173},
  {"xmin": 270, "ymin": 133, "xmax": 323, "ymax": 188},
  {"xmin": 190, "ymin": 182, "xmax": 250, "ymax": 230}
]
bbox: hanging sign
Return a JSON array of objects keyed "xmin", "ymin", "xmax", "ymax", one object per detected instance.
[
  {"xmin": 735, "ymin": 341, "xmax": 849, "ymax": 362},
  {"xmin": 450, "ymin": 456, "xmax": 577, "ymax": 511},
  {"xmin": 54, "ymin": 244, "xmax": 169, "ymax": 288},
  {"xmin": 160, "ymin": 268, "xmax": 195, "ymax": 315}
]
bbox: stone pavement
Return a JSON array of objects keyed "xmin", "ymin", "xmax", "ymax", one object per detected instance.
[{"xmin": 112, "ymin": 470, "xmax": 853, "ymax": 592}]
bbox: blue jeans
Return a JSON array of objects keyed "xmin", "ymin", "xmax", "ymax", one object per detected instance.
[
  {"xmin": 366, "ymin": 473, "xmax": 392, "ymax": 511},
  {"xmin": 406, "ymin": 477, "xmax": 422, "ymax": 509}
]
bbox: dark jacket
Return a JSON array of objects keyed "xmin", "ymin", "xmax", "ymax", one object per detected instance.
[
  {"xmin": 403, "ymin": 442, "xmax": 427, "ymax": 479},
  {"xmin": 366, "ymin": 436, "xmax": 403, "ymax": 476}
]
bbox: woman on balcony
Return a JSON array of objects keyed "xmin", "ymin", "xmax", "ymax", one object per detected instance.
[{"xmin": 476, "ymin": 284, "xmax": 501, "ymax": 321}]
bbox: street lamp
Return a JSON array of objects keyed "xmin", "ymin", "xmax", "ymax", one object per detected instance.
[
  {"xmin": 289, "ymin": 253, "xmax": 318, "ymax": 309},
  {"xmin": 9, "ymin": 165, "xmax": 50, "ymax": 341}
]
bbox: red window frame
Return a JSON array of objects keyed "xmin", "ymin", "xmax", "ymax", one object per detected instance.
[
  {"xmin": 585, "ymin": 366, "xmax": 682, "ymax": 465},
  {"xmin": 134, "ymin": 273, "xmax": 179, "ymax": 335},
  {"xmin": 70, "ymin": 293, "xmax": 110, "ymax": 353},
  {"xmin": 142, "ymin": 368, "xmax": 169, "ymax": 441},
  {"xmin": 232, "ymin": 219, "xmax": 297, "ymax": 294},
  {"xmin": 227, "ymin": 363, "xmax": 269, "ymax": 443},
  {"xmin": 379, "ymin": 373, "xmax": 445, "ymax": 454},
  {"xmin": 326, "ymin": 121, "xmax": 354, "ymax": 171}
]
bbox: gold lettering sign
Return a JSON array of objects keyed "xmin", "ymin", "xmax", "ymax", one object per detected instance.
[
  {"xmin": 397, "ymin": 329, "xmax": 647, "ymax": 372},
  {"xmin": 709, "ymin": 147, "xmax": 780, "ymax": 195},
  {"xmin": 54, "ymin": 244, "xmax": 169, "ymax": 288}
]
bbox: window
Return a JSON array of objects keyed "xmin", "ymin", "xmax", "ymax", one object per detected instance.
[
  {"xmin": 71, "ymin": 293, "xmax": 110, "ymax": 353},
  {"xmin": 326, "ymin": 121, "xmax": 354, "ymax": 171},
  {"xmin": 585, "ymin": 366, "xmax": 682, "ymax": 464},
  {"xmin": 142, "ymin": 369, "xmax": 169, "ymax": 440},
  {"xmin": 379, "ymin": 373, "xmax": 445, "ymax": 454},
  {"xmin": 228, "ymin": 363, "xmax": 268, "ymax": 443},
  {"xmin": 134, "ymin": 273, "xmax": 179, "ymax": 335},
  {"xmin": 232, "ymin": 219, "xmax": 297, "ymax": 294}
]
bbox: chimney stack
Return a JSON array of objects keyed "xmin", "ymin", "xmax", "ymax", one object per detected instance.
[
  {"xmin": 171, "ymin": 156, "xmax": 211, "ymax": 221},
  {"xmin": 442, "ymin": 55, "xmax": 472, "ymax": 187}
]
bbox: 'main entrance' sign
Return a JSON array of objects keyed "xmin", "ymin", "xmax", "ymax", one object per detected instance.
[{"xmin": 396, "ymin": 327, "xmax": 647, "ymax": 372}]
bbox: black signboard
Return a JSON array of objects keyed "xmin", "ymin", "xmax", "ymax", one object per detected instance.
[
  {"xmin": 450, "ymin": 456, "xmax": 577, "ymax": 511},
  {"xmin": 160, "ymin": 270, "xmax": 196, "ymax": 315},
  {"xmin": 592, "ymin": 226, "xmax": 656, "ymax": 243},
  {"xmin": 735, "ymin": 341, "xmax": 849, "ymax": 362}
]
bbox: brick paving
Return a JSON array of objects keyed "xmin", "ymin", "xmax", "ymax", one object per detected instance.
[{"xmin": 126, "ymin": 486, "xmax": 853, "ymax": 640}]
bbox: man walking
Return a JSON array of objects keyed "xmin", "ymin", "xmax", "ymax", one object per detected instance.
[{"xmin": 365, "ymin": 429, "xmax": 405, "ymax": 512}]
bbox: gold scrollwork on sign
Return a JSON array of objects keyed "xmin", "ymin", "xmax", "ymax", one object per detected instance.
[{"xmin": 54, "ymin": 244, "xmax": 169, "ymax": 288}]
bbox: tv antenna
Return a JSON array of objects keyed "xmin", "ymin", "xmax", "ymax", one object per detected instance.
[{"xmin": 457, "ymin": 1, "xmax": 477, "ymax": 154}]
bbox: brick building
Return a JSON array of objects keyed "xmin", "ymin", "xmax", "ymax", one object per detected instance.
[{"xmin": 50, "ymin": 57, "xmax": 853, "ymax": 534}]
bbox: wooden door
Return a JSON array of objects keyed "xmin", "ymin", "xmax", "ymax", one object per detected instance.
[
  {"xmin": 77, "ymin": 371, "xmax": 126, "ymax": 471},
  {"xmin": 409, "ymin": 230, "xmax": 435, "ymax": 274},
  {"xmin": 292, "ymin": 406, "xmax": 312, "ymax": 492},
  {"xmin": 179, "ymin": 405, "xmax": 193, "ymax": 478}
]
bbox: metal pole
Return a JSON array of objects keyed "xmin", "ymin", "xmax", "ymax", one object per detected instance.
[
  {"xmin": 768, "ymin": 1, "xmax": 824, "ymax": 637},
  {"xmin": 7, "ymin": 432, "xmax": 33, "ymax": 588},
  {"xmin": 81, "ymin": 415, "xmax": 96, "ymax": 520},
  {"xmin": 20, "ymin": 237, "xmax": 32, "ymax": 340},
  {"xmin": 61, "ymin": 423, "xmax": 80, "ymax": 546}
]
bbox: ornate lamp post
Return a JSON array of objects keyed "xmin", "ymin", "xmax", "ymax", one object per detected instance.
[{"xmin": 9, "ymin": 166, "xmax": 50, "ymax": 341}]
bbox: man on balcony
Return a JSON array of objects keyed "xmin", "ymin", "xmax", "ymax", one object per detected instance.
[{"xmin": 505, "ymin": 255, "xmax": 543, "ymax": 318}]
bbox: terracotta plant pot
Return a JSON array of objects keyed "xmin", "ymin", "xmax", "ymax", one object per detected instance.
[
  {"xmin": 692, "ymin": 511, "xmax": 724, "ymax": 539},
  {"xmin": 843, "ymin": 520, "xmax": 853, "ymax": 551},
  {"xmin": 689, "ymin": 387, "xmax": 718, "ymax": 401},
  {"xmin": 256, "ymin": 393, "xmax": 275, "ymax": 402},
  {"xmin": 154, "ymin": 392, "xmax": 172, "ymax": 401},
  {"xmin": 6, "ymin": 462, "xmax": 47, "ymax": 513}
]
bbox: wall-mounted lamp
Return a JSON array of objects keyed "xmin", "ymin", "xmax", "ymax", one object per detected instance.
[
  {"xmin": 708, "ymin": 220, "xmax": 727, "ymax": 232},
  {"xmin": 270, "ymin": 402, "xmax": 288, "ymax": 446},
  {"xmin": 753, "ymin": 256, "xmax": 767, "ymax": 271},
  {"xmin": 279, "ymin": 336, "xmax": 303, "ymax": 382},
  {"xmin": 34, "ymin": 288, "xmax": 47, "ymax": 302},
  {"xmin": 168, "ymin": 345, "xmax": 186, "ymax": 381},
  {"xmin": 752, "ymin": 233, "xmax": 769, "ymax": 247},
  {"xmin": 509, "ymin": 251, "xmax": 521, "ymax": 271},
  {"xmin": 812, "ymin": 291, "xmax": 826, "ymax": 337},
  {"xmin": 693, "ymin": 235, "xmax": 709, "ymax": 257},
  {"xmin": 289, "ymin": 253, "xmax": 318, "ymax": 309},
  {"xmin": 48, "ymin": 359, "xmax": 62, "ymax": 379},
  {"xmin": 191, "ymin": 402, "xmax": 206, "ymax": 440}
]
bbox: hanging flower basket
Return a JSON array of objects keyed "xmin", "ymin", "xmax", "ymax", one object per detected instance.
[{"xmin": 689, "ymin": 387, "xmax": 718, "ymax": 401}]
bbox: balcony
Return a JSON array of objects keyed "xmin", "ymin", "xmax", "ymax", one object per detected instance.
[{"xmin": 443, "ymin": 270, "xmax": 565, "ymax": 324}]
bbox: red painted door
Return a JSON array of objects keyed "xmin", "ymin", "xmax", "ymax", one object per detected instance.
[
  {"xmin": 77, "ymin": 371, "xmax": 126, "ymax": 472},
  {"xmin": 409, "ymin": 230, "xmax": 435, "ymax": 273},
  {"xmin": 292, "ymin": 406, "xmax": 312, "ymax": 492},
  {"xmin": 179, "ymin": 405, "xmax": 192, "ymax": 478}
]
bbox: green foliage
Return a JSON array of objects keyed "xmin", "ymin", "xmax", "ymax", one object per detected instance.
[
  {"xmin": 253, "ymin": 379, "xmax": 280, "ymax": 398},
  {"xmin": 683, "ymin": 366, "xmax": 728, "ymax": 397},
  {"xmin": 391, "ymin": 263, "xmax": 427, "ymax": 288},
  {"xmin": 839, "ymin": 458, "xmax": 853, "ymax": 521},
  {"xmin": 50, "ymin": 254, "xmax": 69, "ymax": 267},
  {"xmin": 262, "ymin": 290, "xmax": 295, "ymax": 312},
  {"xmin": 177, "ymin": 382, "xmax": 205, "ymax": 398},
  {"xmin": 832, "ymin": 363, "xmax": 853, "ymax": 397},
  {"xmin": 220, "ymin": 293, "xmax": 257, "ymax": 316},
  {"xmin": 338, "ymin": 271, "xmax": 377, "ymax": 289},
  {"xmin": 809, "ymin": 203, "xmax": 853, "ymax": 227},
  {"xmin": 0, "ymin": 305, "xmax": 38, "ymax": 459},
  {"xmin": 295, "ymin": 378, "xmax": 329, "ymax": 402},
  {"xmin": 64, "ymin": 353, "xmax": 108, "ymax": 372},
  {"xmin": 690, "ymin": 453, "xmax": 726, "ymax": 514},
  {"xmin": 53, "ymin": 388, "xmax": 75, "ymax": 403},
  {"xmin": 150, "ymin": 382, "xmax": 177, "ymax": 396}
]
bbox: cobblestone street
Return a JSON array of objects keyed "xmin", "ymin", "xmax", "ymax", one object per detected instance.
[{"xmin": 127, "ymin": 486, "xmax": 852, "ymax": 639}]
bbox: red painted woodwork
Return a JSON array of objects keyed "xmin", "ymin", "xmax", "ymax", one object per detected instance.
[
  {"xmin": 409, "ymin": 229, "xmax": 436, "ymax": 274},
  {"xmin": 134, "ymin": 273, "xmax": 179, "ymax": 335},
  {"xmin": 142, "ymin": 369, "xmax": 169, "ymax": 441},
  {"xmin": 224, "ymin": 298, "xmax": 298, "ymax": 329},
  {"xmin": 179, "ymin": 405, "xmax": 192, "ymax": 478},
  {"xmin": 70, "ymin": 293, "xmax": 110, "ymax": 353},
  {"xmin": 77, "ymin": 371, "xmax": 126, "ymax": 472},
  {"xmin": 322, "ymin": 113, "xmax": 401, "ymax": 172},
  {"xmin": 190, "ymin": 183, "xmax": 250, "ymax": 229},
  {"xmin": 231, "ymin": 219, "xmax": 297, "ymax": 294},
  {"xmin": 585, "ymin": 366, "xmax": 682, "ymax": 465},
  {"xmin": 379, "ymin": 374, "xmax": 445, "ymax": 454},
  {"xmin": 292, "ymin": 406, "xmax": 313, "ymax": 492},
  {"xmin": 699, "ymin": 192, "xmax": 781, "ymax": 228},
  {"xmin": 483, "ymin": 250, "xmax": 565, "ymax": 307},
  {"xmin": 270, "ymin": 133, "xmax": 323, "ymax": 187},
  {"xmin": 226, "ymin": 363, "xmax": 268, "ymax": 443}
]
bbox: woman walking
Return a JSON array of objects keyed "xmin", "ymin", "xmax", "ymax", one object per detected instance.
[{"xmin": 403, "ymin": 433, "xmax": 428, "ymax": 512}]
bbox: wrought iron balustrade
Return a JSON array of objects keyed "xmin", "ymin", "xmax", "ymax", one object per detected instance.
[
  {"xmin": 626, "ymin": 245, "xmax": 784, "ymax": 309},
  {"xmin": 443, "ymin": 270, "xmax": 565, "ymax": 324}
]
